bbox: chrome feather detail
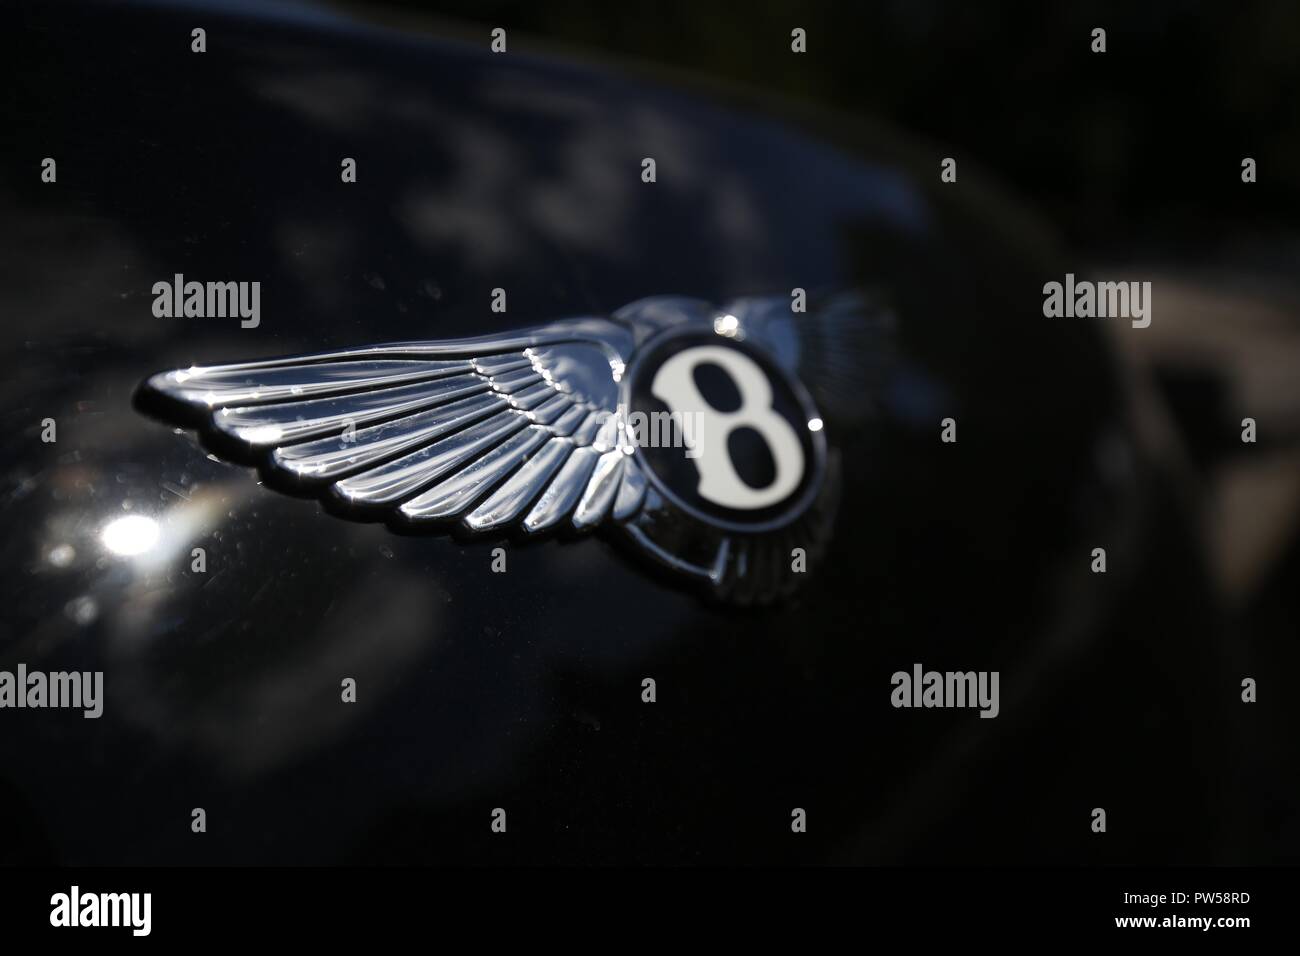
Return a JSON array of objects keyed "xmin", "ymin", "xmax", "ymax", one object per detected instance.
[{"xmin": 139, "ymin": 319, "xmax": 644, "ymax": 535}]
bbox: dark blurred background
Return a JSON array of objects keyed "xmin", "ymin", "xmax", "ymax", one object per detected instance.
[{"xmin": 342, "ymin": 0, "xmax": 1300, "ymax": 265}]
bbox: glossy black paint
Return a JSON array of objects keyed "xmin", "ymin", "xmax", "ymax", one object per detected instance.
[{"xmin": 0, "ymin": 0, "xmax": 1240, "ymax": 864}]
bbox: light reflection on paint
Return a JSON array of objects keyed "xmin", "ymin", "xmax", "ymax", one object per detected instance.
[
  {"xmin": 65, "ymin": 595, "xmax": 99, "ymax": 626},
  {"xmin": 101, "ymin": 515, "xmax": 161, "ymax": 556}
]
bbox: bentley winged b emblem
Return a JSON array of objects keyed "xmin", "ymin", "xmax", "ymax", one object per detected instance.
[{"xmin": 137, "ymin": 296, "xmax": 839, "ymax": 602}]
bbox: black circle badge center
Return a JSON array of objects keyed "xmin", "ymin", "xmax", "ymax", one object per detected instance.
[{"xmin": 622, "ymin": 330, "xmax": 826, "ymax": 535}]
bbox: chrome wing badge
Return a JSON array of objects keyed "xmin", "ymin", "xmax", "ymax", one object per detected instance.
[{"xmin": 136, "ymin": 296, "xmax": 839, "ymax": 603}]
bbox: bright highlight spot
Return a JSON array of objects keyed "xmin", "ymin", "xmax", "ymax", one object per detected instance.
[
  {"xmin": 101, "ymin": 515, "xmax": 161, "ymax": 557},
  {"xmin": 807, "ymin": 418, "xmax": 824, "ymax": 432},
  {"xmin": 238, "ymin": 424, "xmax": 285, "ymax": 445},
  {"xmin": 713, "ymin": 313, "xmax": 740, "ymax": 337}
]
